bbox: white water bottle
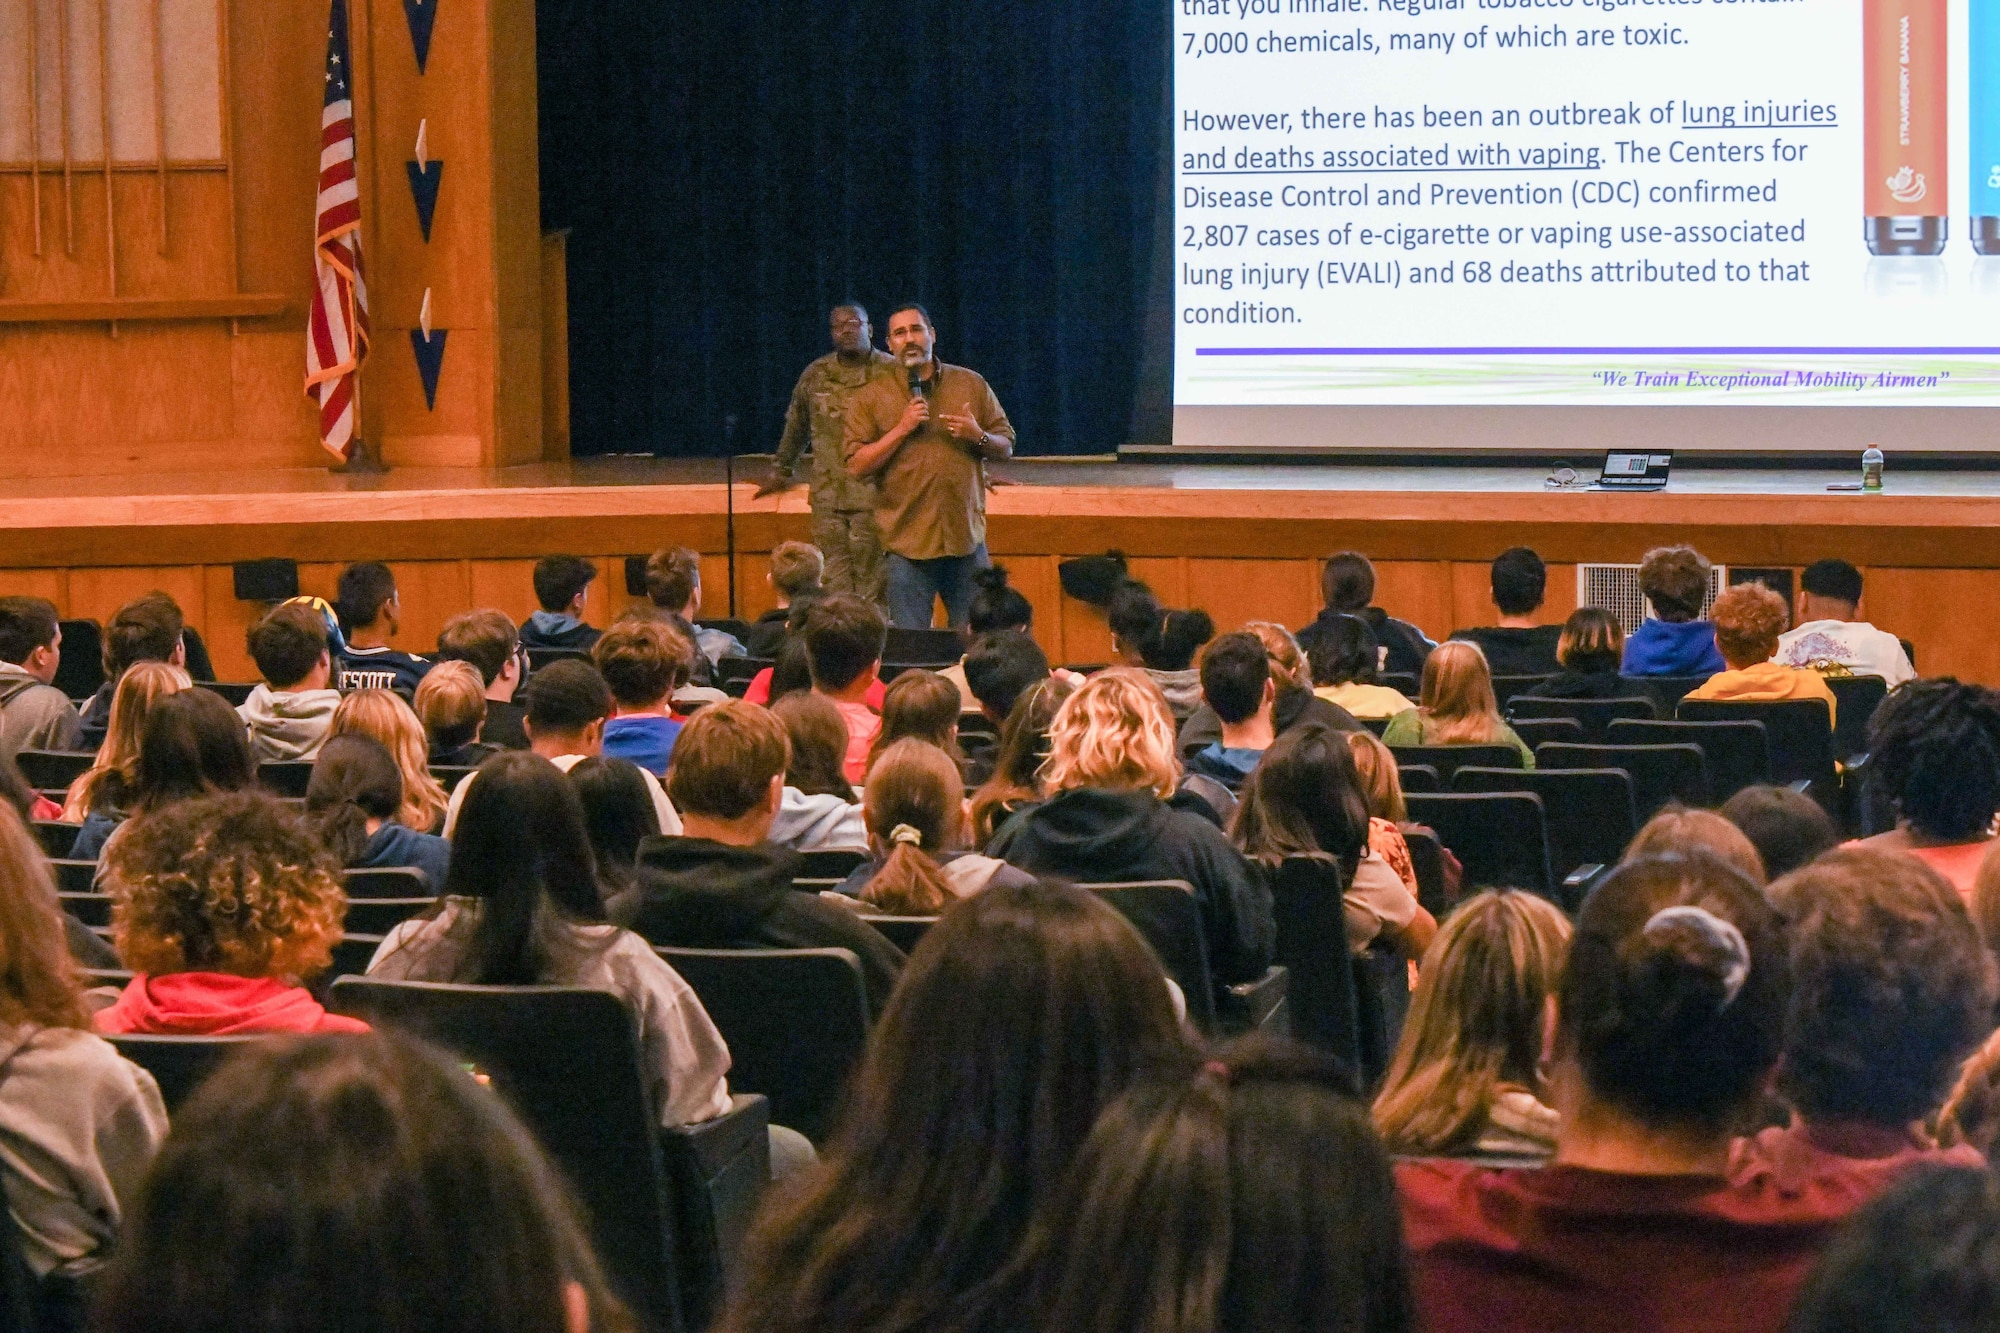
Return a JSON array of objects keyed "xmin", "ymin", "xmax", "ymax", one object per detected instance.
[{"xmin": 1862, "ymin": 444, "xmax": 1885, "ymax": 491}]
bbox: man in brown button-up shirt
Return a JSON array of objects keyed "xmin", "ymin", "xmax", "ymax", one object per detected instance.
[{"xmin": 843, "ymin": 304, "xmax": 1014, "ymax": 628}]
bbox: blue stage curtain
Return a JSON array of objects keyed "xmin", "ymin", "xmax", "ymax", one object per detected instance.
[{"xmin": 536, "ymin": 0, "xmax": 1170, "ymax": 458}]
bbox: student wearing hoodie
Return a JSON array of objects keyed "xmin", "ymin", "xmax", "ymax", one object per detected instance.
[
  {"xmin": 69, "ymin": 688, "xmax": 257, "ymax": 863},
  {"xmin": 1106, "ymin": 581, "xmax": 1215, "ymax": 720},
  {"xmin": 764, "ymin": 692, "xmax": 869, "ymax": 852},
  {"xmin": 516, "ymin": 554, "xmax": 602, "ymax": 651},
  {"xmin": 834, "ymin": 739, "xmax": 1035, "ymax": 911},
  {"xmin": 0, "ymin": 596, "xmax": 83, "ymax": 765},
  {"xmin": 1184, "ymin": 632, "xmax": 1278, "ymax": 794},
  {"xmin": 1622, "ymin": 544, "xmax": 1727, "ymax": 678},
  {"xmin": 332, "ymin": 562, "xmax": 432, "ymax": 695},
  {"xmin": 238, "ymin": 601, "xmax": 342, "ymax": 764},
  {"xmin": 96, "ymin": 790, "xmax": 367, "ymax": 1036},
  {"xmin": 304, "ymin": 734, "xmax": 452, "ymax": 888},
  {"xmin": 76, "ymin": 592, "xmax": 187, "ymax": 752},
  {"xmin": 0, "ymin": 802, "xmax": 167, "ymax": 1306},
  {"xmin": 610, "ymin": 701, "xmax": 905, "ymax": 1017},
  {"xmin": 1296, "ymin": 552, "xmax": 1436, "ymax": 680},
  {"xmin": 986, "ymin": 669, "xmax": 1274, "ymax": 989}
]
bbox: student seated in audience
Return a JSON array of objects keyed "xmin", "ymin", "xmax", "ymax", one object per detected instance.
[
  {"xmin": 968, "ymin": 675, "xmax": 1074, "ymax": 844},
  {"xmin": 986, "ymin": 668, "xmax": 1275, "ymax": 987},
  {"xmin": 92, "ymin": 1032, "xmax": 632, "ymax": 1333},
  {"xmin": 1375, "ymin": 891, "xmax": 1571, "ymax": 1163},
  {"xmin": 516, "ymin": 553, "xmax": 602, "ymax": 651},
  {"xmin": 0, "ymin": 803, "xmax": 165, "ymax": 1311},
  {"xmin": 1185, "ymin": 631, "xmax": 1280, "ymax": 793},
  {"xmin": 61, "ymin": 661, "xmax": 189, "ymax": 827},
  {"xmin": 804, "ymin": 593, "xmax": 888, "ymax": 785},
  {"xmin": 1684, "ymin": 582, "xmax": 1839, "ymax": 723},
  {"xmin": 412, "ymin": 659, "xmax": 494, "ymax": 769},
  {"xmin": 441, "ymin": 659, "xmax": 681, "ymax": 839},
  {"xmin": 1298, "ymin": 549, "xmax": 1436, "ymax": 679},
  {"xmin": 834, "ymin": 738, "xmax": 1035, "ymax": 912},
  {"xmin": 330, "ymin": 689, "xmax": 450, "ymax": 835},
  {"xmin": 1776, "ymin": 558, "xmax": 1916, "ymax": 686},
  {"xmin": 1731, "ymin": 849, "xmax": 1992, "ymax": 1214},
  {"xmin": 72, "ymin": 688, "xmax": 256, "ymax": 862},
  {"xmin": 939, "ymin": 564, "xmax": 1035, "ymax": 711},
  {"xmin": 0, "ymin": 595, "xmax": 82, "ymax": 764},
  {"xmin": 1787, "ymin": 1163, "xmax": 2000, "ymax": 1333},
  {"xmin": 1182, "ymin": 619, "xmax": 1362, "ymax": 754},
  {"xmin": 565, "ymin": 755, "xmax": 661, "ymax": 897},
  {"xmin": 864, "ymin": 668, "xmax": 963, "ymax": 778},
  {"xmin": 962, "ymin": 626, "xmax": 1053, "ymax": 725},
  {"xmin": 1235, "ymin": 722, "xmax": 1435, "ymax": 959},
  {"xmin": 1625, "ymin": 806, "xmax": 1769, "ymax": 884},
  {"xmin": 77, "ymin": 592, "xmax": 187, "ymax": 750},
  {"xmin": 1452, "ymin": 546, "xmax": 1564, "ymax": 677},
  {"xmin": 370, "ymin": 752, "xmax": 753, "ymax": 1136},
  {"xmin": 435, "ymin": 608, "xmax": 531, "ymax": 749},
  {"xmin": 332, "ymin": 561, "xmax": 433, "ymax": 694},
  {"xmin": 644, "ymin": 545, "xmax": 743, "ymax": 683},
  {"xmin": 97, "ymin": 790, "xmax": 365, "ymax": 1035},
  {"xmin": 1310, "ymin": 614, "xmax": 1419, "ymax": 719},
  {"xmin": 0, "ymin": 755, "xmax": 60, "ymax": 827},
  {"xmin": 1397, "ymin": 854, "xmax": 1841, "ymax": 1333},
  {"xmin": 611, "ymin": 700, "xmax": 904, "ymax": 1016},
  {"xmin": 1721, "ymin": 784, "xmax": 1841, "ymax": 881},
  {"xmin": 306, "ymin": 733, "xmax": 452, "ymax": 888},
  {"xmin": 1381, "ymin": 640, "xmax": 1536, "ymax": 767},
  {"xmin": 746, "ymin": 539, "xmax": 825, "ymax": 658},
  {"xmin": 1850, "ymin": 678, "xmax": 2000, "ymax": 899},
  {"xmin": 590, "ymin": 617, "xmax": 693, "ymax": 777},
  {"xmin": 238, "ymin": 601, "xmax": 342, "ymax": 765},
  {"xmin": 1106, "ymin": 580, "xmax": 1216, "ymax": 718},
  {"xmin": 1523, "ymin": 606, "xmax": 1629, "ymax": 700},
  {"xmin": 717, "ymin": 880, "xmax": 1194, "ymax": 1333},
  {"xmin": 1024, "ymin": 1039, "xmax": 1415, "ymax": 1333},
  {"xmin": 759, "ymin": 693, "xmax": 868, "ymax": 851},
  {"xmin": 1346, "ymin": 728, "xmax": 1441, "ymax": 898},
  {"xmin": 1934, "ymin": 1027, "xmax": 2000, "ymax": 1154},
  {"xmin": 1622, "ymin": 544, "xmax": 1726, "ymax": 677}
]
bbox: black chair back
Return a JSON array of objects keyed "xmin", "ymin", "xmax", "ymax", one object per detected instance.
[
  {"xmin": 882, "ymin": 627, "xmax": 964, "ymax": 665},
  {"xmin": 1676, "ymin": 698, "xmax": 1836, "ymax": 792},
  {"xmin": 429, "ymin": 764, "xmax": 478, "ymax": 792},
  {"xmin": 257, "ymin": 761, "xmax": 315, "ymax": 798},
  {"xmin": 1620, "ymin": 673, "xmax": 1714, "ymax": 715},
  {"xmin": 342, "ymin": 899, "xmax": 434, "ymax": 936},
  {"xmin": 1353, "ymin": 945, "xmax": 1410, "ymax": 1087},
  {"xmin": 1404, "ymin": 792, "xmax": 1553, "ymax": 898},
  {"xmin": 1451, "ymin": 767, "xmax": 1638, "ymax": 885},
  {"xmin": 329, "ymin": 980, "xmax": 686, "ymax": 1333},
  {"xmin": 12, "ymin": 751, "xmax": 93, "ymax": 790},
  {"xmin": 660, "ymin": 946, "xmax": 869, "ymax": 1144},
  {"xmin": 695, "ymin": 619, "xmax": 753, "ymax": 643},
  {"xmin": 49, "ymin": 860, "xmax": 95, "ymax": 894},
  {"xmin": 57, "ymin": 892, "xmax": 110, "ymax": 927},
  {"xmin": 329, "ymin": 934, "xmax": 385, "ymax": 981},
  {"xmin": 1508, "ymin": 695, "xmax": 1659, "ymax": 742},
  {"xmin": 526, "ymin": 647, "xmax": 593, "ymax": 674},
  {"xmin": 1824, "ymin": 675, "xmax": 1890, "ymax": 762},
  {"xmin": 715, "ymin": 657, "xmax": 770, "ymax": 690},
  {"xmin": 106, "ymin": 1034, "xmax": 263, "ymax": 1111},
  {"xmin": 343, "ymin": 866, "xmax": 433, "ymax": 898},
  {"xmin": 52, "ymin": 620, "xmax": 104, "ymax": 703},
  {"xmin": 1508, "ymin": 717, "xmax": 1584, "ymax": 750},
  {"xmin": 856, "ymin": 915, "xmax": 936, "ymax": 953},
  {"xmin": 1269, "ymin": 858, "xmax": 1364, "ymax": 1076},
  {"xmin": 1396, "ymin": 763, "xmax": 1440, "ymax": 795},
  {"xmin": 1361, "ymin": 716, "xmax": 1391, "ymax": 737},
  {"xmin": 1086, "ymin": 881, "xmax": 1219, "ymax": 1032},
  {"xmin": 794, "ymin": 848, "xmax": 868, "ymax": 879},
  {"xmin": 30, "ymin": 821, "xmax": 81, "ymax": 859},
  {"xmin": 1381, "ymin": 672, "xmax": 1419, "ymax": 697},
  {"xmin": 1534, "ymin": 742, "xmax": 1709, "ymax": 818},
  {"xmin": 197, "ymin": 681, "xmax": 259, "ymax": 707},
  {"xmin": 1400, "ymin": 825, "xmax": 1451, "ymax": 917},
  {"xmin": 1489, "ymin": 675, "xmax": 1555, "ymax": 709},
  {"xmin": 1387, "ymin": 743, "xmax": 1523, "ymax": 785},
  {"xmin": 1608, "ymin": 718, "xmax": 1771, "ymax": 802}
]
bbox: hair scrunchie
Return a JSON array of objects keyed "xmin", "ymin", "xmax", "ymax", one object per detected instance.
[
  {"xmin": 1642, "ymin": 904, "xmax": 1751, "ymax": 1009},
  {"xmin": 888, "ymin": 824, "xmax": 924, "ymax": 848}
]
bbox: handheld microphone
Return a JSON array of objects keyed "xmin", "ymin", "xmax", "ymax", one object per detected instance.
[{"xmin": 908, "ymin": 365, "xmax": 923, "ymax": 398}]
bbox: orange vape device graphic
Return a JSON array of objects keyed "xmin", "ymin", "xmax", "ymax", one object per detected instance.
[{"xmin": 1865, "ymin": 0, "xmax": 1949, "ymax": 255}]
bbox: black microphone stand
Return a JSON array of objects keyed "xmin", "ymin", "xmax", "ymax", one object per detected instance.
[{"xmin": 722, "ymin": 414, "xmax": 740, "ymax": 619}]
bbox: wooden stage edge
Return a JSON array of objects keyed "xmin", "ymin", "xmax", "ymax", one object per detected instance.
[{"xmin": 8, "ymin": 456, "xmax": 2000, "ymax": 684}]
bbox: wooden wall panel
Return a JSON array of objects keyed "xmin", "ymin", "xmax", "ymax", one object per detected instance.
[
  {"xmin": 200, "ymin": 565, "xmax": 258, "ymax": 683},
  {"xmin": 1372, "ymin": 563, "xmax": 1455, "ymax": 643},
  {"xmin": 1858, "ymin": 569, "xmax": 2000, "ymax": 684},
  {"xmin": 0, "ymin": 571, "xmax": 64, "ymax": 604},
  {"xmin": 66, "ymin": 568, "xmax": 207, "ymax": 633},
  {"xmin": 466, "ymin": 559, "xmax": 542, "ymax": 628},
  {"xmin": 1185, "ymin": 559, "xmax": 1317, "ymax": 639}
]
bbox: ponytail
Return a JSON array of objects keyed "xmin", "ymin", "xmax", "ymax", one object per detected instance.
[
  {"xmin": 308, "ymin": 799, "xmax": 373, "ymax": 868},
  {"xmin": 859, "ymin": 739, "xmax": 964, "ymax": 917},
  {"xmin": 859, "ymin": 824, "xmax": 954, "ymax": 916}
]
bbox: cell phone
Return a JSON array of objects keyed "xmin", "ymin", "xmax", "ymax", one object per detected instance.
[{"xmin": 1826, "ymin": 481, "xmax": 1865, "ymax": 491}]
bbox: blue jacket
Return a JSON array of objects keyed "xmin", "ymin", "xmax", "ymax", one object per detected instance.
[
  {"xmin": 603, "ymin": 715, "xmax": 684, "ymax": 777},
  {"xmin": 1621, "ymin": 619, "xmax": 1725, "ymax": 678},
  {"xmin": 354, "ymin": 822, "xmax": 452, "ymax": 892},
  {"xmin": 1184, "ymin": 743, "xmax": 1265, "ymax": 794}
]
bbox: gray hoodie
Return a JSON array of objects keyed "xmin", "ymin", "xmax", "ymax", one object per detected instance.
[
  {"xmin": 0, "ymin": 665, "xmax": 82, "ymax": 764},
  {"xmin": 0, "ymin": 1023, "xmax": 167, "ymax": 1277},
  {"xmin": 768, "ymin": 787, "xmax": 867, "ymax": 852},
  {"xmin": 237, "ymin": 685, "xmax": 342, "ymax": 763}
]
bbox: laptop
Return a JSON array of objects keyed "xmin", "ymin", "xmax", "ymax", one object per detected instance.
[{"xmin": 1595, "ymin": 451, "xmax": 1672, "ymax": 491}]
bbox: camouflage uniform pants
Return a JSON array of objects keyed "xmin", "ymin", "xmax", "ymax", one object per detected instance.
[{"xmin": 812, "ymin": 506, "xmax": 886, "ymax": 606}]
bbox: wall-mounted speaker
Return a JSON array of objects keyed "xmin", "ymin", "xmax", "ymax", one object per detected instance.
[
  {"xmin": 624, "ymin": 556, "xmax": 649, "ymax": 597},
  {"xmin": 233, "ymin": 559, "xmax": 300, "ymax": 602}
]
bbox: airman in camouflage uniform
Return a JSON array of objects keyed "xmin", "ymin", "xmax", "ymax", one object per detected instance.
[{"xmin": 759, "ymin": 304, "xmax": 897, "ymax": 602}]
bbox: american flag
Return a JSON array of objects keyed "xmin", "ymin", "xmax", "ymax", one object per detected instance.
[{"xmin": 305, "ymin": 0, "xmax": 370, "ymax": 461}]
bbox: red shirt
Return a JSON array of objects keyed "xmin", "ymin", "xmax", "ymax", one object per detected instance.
[
  {"xmin": 744, "ymin": 669, "xmax": 887, "ymax": 711},
  {"xmin": 1728, "ymin": 1119, "xmax": 1982, "ymax": 1214},
  {"xmin": 1396, "ymin": 1160, "xmax": 1853, "ymax": 1333},
  {"xmin": 94, "ymin": 973, "xmax": 369, "ymax": 1035}
]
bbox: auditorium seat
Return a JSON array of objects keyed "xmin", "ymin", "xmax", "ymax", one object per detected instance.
[
  {"xmin": 1382, "ymin": 672, "xmax": 1419, "ymax": 697},
  {"xmin": 1535, "ymin": 742, "xmax": 1708, "ymax": 818},
  {"xmin": 661, "ymin": 946, "xmax": 869, "ymax": 1146},
  {"xmin": 715, "ymin": 657, "xmax": 769, "ymax": 691},
  {"xmin": 107, "ymin": 1034, "xmax": 262, "ymax": 1112},
  {"xmin": 1824, "ymin": 675, "xmax": 1889, "ymax": 761},
  {"xmin": 1507, "ymin": 717, "xmax": 1585, "ymax": 750},
  {"xmin": 1387, "ymin": 742, "xmax": 1523, "ymax": 785},
  {"xmin": 332, "ymin": 978, "xmax": 772, "ymax": 1333},
  {"xmin": 882, "ymin": 627, "xmax": 963, "ymax": 666},
  {"xmin": 257, "ymin": 761, "xmax": 315, "ymax": 799},
  {"xmin": 52, "ymin": 620, "xmax": 105, "ymax": 703},
  {"xmin": 1353, "ymin": 944, "xmax": 1410, "ymax": 1087},
  {"xmin": 342, "ymin": 899, "xmax": 433, "ymax": 936},
  {"xmin": 1401, "ymin": 825, "xmax": 1451, "ymax": 917},
  {"xmin": 695, "ymin": 618, "xmax": 754, "ymax": 644},
  {"xmin": 13, "ymin": 750, "xmax": 93, "ymax": 790},
  {"xmin": 1404, "ymin": 792, "xmax": 1554, "ymax": 900},
  {"xmin": 794, "ymin": 848, "xmax": 868, "ymax": 879},
  {"xmin": 1489, "ymin": 674, "xmax": 1555, "ymax": 709},
  {"xmin": 1620, "ymin": 673, "xmax": 1713, "ymax": 715},
  {"xmin": 1396, "ymin": 763, "xmax": 1440, "ymax": 794},
  {"xmin": 1608, "ymin": 718, "xmax": 1771, "ymax": 802},
  {"xmin": 1676, "ymin": 698, "xmax": 1836, "ymax": 797},
  {"xmin": 1508, "ymin": 695, "xmax": 1659, "ymax": 743},
  {"xmin": 343, "ymin": 866, "xmax": 433, "ymax": 898},
  {"xmin": 58, "ymin": 892, "xmax": 110, "ymax": 927},
  {"xmin": 49, "ymin": 860, "xmax": 96, "ymax": 894},
  {"xmin": 1451, "ymin": 767, "xmax": 1637, "ymax": 897},
  {"xmin": 1084, "ymin": 881, "xmax": 1289, "ymax": 1037},
  {"xmin": 1361, "ymin": 716, "xmax": 1391, "ymax": 737},
  {"xmin": 1269, "ymin": 857, "xmax": 1365, "ymax": 1075},
  {"xmin": 429, "ymin": 765, "xmax": 478, "ymax": 792},
  {"xmin": 195, "ymin": 681, "xmax": 258, "ymax": 707},
  {"xmin": 857, "ymin": 915, "xmax": 935, "ymax": 953},
  {"xmin": 526, "ymin": 647, "xmax": 593, "ymax": 674},
  {"xmin": 30, "ymin": 821, "xmax": 81, "ymax": 859},
  {"xmin": 328, "ymin": 934, "xmax": 385, "ymax": 982}
]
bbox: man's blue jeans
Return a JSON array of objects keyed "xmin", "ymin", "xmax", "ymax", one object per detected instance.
[{"xmin": 886, "ymin": 544, "xmax": 989, "ymax": 628}]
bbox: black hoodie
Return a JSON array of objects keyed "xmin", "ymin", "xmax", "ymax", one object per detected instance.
[
  {"xmin": 1296, "ymin": 605, "xmax": 1436, "ymax": 680},
  {"xmin": 1177, "ymin": 684, "xmax": 1362, "ymax": 755},
  {"xmin": 610, "ymin": 836, "xmax": 905, "ymax": 1017},
  {"xmin": 985, "ymin": 787, "xmax": 1274, "ymax": 987}
]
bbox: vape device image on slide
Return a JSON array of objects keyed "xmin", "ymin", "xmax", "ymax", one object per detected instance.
[
  {"xmin": 1864, "ymin": 0, "xmax": 1948, "ymax": 255},
  {"xmin": 1974, "ymin": 0, "xmax": 2000, "ymax": 252}
]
